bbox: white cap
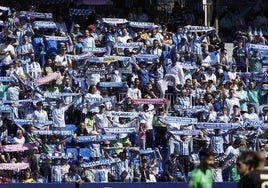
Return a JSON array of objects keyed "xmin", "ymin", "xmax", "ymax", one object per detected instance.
[
  {"xmin": 140, "ymin": 120, "xmax": 146, "ymax": 124},
  {"xmin": 218, "ymin": 69, "xmax": 223, "ymax": 74}
]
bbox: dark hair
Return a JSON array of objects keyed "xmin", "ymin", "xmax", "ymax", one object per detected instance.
[
  {"xmin": 199, "ymin": 148, "xmax": 214, "ymax": 159},
  {"xmin": 236, "ymin": 150, "xmax": 256, "ymax": 168}
]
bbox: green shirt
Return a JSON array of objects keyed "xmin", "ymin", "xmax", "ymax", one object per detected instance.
[
  {"xmin": 235, "ymin": 89, "xmax": 248, "ymax": 112},
  {"xmin": 187, "ymin": 168, "xmax": 213, "ymax": 188},
  {"xmin": 249, "ymin": 57, "xmax": 259, "ymax": 73}
]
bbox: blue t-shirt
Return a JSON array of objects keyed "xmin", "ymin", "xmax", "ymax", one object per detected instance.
[
  {"xmin": 138, "ymin": 68, "xmax": 149, "ymax": 86},
  {"xmin": 233, "ymin": 47, "xmax": 248, "ymax": 67}
]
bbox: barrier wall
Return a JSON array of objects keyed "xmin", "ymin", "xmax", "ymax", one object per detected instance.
[{"xmin": 0, "ymin": 182, "xmax": 237, "ymax": 188}]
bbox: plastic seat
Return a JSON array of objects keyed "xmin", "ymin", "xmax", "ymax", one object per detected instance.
[{"xmin": 79, "ymin": 148, "xmax": 90, "ymax": 161}]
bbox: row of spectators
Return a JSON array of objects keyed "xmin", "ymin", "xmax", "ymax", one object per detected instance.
[{"xmin": 0, "ymin": 1, "xmax": 267, "ymax": 184}]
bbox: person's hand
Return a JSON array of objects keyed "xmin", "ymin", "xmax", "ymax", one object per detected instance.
[
  {"xmin": 169, "ymin": 176, "xmax": 174, "ymax": 180},
  {"xmin": 179, "ymin": 176, "xmax": 185, "ymax": 180}
]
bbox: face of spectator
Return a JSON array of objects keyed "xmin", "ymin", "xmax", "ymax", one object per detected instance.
[
  {"xmin": 248, "ymin": 106, "xmax": 254, "ymax": 113},
  {"xmin": 56, "ymin": 101, "xmax": 62, "ymax": 108},
  {"xmin": 236, "ymin": 160, "xmax": 250, "ymax": 176},
  {"xmin": 222, "ymin": 108, "xmax": 227, "ymax": 115},
  {"xmin": 232, "ymin": 64, "xmax": 237, "ymax": 71},
  {"xmin": 23, "ymin": 35, "xmax": 29, "ymax": 43},
  {"xmin": 181, "ymin": 88, "xmax": 187, "ymax": 96},
  {"xmin": 201, "ymin": 155, "xmax": 215, "ymax": 169},
  {"xmin": 249, "ymin": 82, "xmax": 255, "ymax": 89},
  {"xmin": 229, "ymin": 90, "xmax": 235, "ymax": 97},
  {"xmin": 121, "ymin": 28, "xmax": 128, "ymax": 36},
  {"xmin": 16, "ymin": 130, "xmax": 23, "ymax": 139},
  {"xmin": 146, "ymin": 84, "xmax": 153, "ymax": 90},
  {"xmin": 30, "ymin": 54, "xmax": 35, "ymax": 61},
  {"xmin": 208, "ymin": 69, "xmax": 215, "ymax": 75},
  {"xmin": 151, "ymin": 29, "xmax": 157, "ymax": 36},
  {"xmin": 24, "ymin": 171, "xmax": 31, "ymax": 179},
  {"xmin": 153, "ymin": 40, "xmax": 159, "ymax": 47},
  {"xmin": 85, "ymin": 29, "xmax": 90, "ymax": 36},
  {"xmin": 177, "ymin": 27, "xmax": 182, "ymax": 33},
  {"xmin": 134, "ymin": 79, "xmax": 140, "ymax": 86},
  {"xmin": 237, "ymin": 41, "xmax": 243, "ymax": 47},
  {"xmin": 79, "ymin": 123, "xmax": 86, "ymax": 129},
  {"xmin": 91, "ymin": 85, "xmax": 97, "ymax": 93}
]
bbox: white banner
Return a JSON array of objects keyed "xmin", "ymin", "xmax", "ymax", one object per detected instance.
[
  {"xmin": 107, "ymin": 111, "xmax": 139, "ymax": 118},
  {"xmin": 14, "ymin": 119, "xmax": 53, "ymax": 126},
  {"xmin": 20, "ymin": 11, "xmax": 53, "ymax": 19},
  {"xmin": 32, "ymin": 21, "xmax": 57, "ymax": 29},
  {"xmin": 44, "ymin": 35, "xmax": 69, "ymax": 41},
  {"xmin": 83, "ymin": 47, "xmax": 107, "ymax": 53},
  {"xmin": 77, "ymin": 135, "xmax": 117, "ymax": 143},
  {"xmin": 33, "ymin": 130, "xmax": 73, "ymax": 136},
  {"xmin": 66, "ymin": 52, "xmax": 92, "ymax": 60},
  {"xmin": 131, "ymin": 98, "xmax": 166, "ymax": 104},
  {"xmin": 197, "ymin": 123, "xmax": 240, "ymax": 129},
  {"xmin": 128, "ymin": 21, "xmax": 155, "ymax": 29},
  {"xmin": 102, "ymin": 18, "xmax": 128, "ymax": 24},
  {"xmin": 248, "ymin": 44, "xmax": 268, "ymax": 51},
  {"xmin": 135, "ymin": 54, "xmax": 159, "ymax": 61},
  {"xmin": 0, "ymin": 163, "xmax": 29, "ymax": 170},
  {"xmin": 104, "ymin": 127, "xmax": 136, "ymax": 133},
  {"xmin": 0, "ymin": 106, "xmax": 12, "ymax": 113},
  {"xmin": 69, "ymin": 9, "xmax": 93, "ymax": 16},
  {"xmin": 44, "ymin": 92, "xmax": 81, "ymax": 99},
  {"xmin": 86, "ymin": 68, "xmax": 108, "ymax": 74},
  {"xmin": 184, "ymin": 25, "xmax": 215, "ymax": 33},
  {"xmin": 159, "ymin": 116, "xmax": 198, "ymax": 124},
  {"xmin": 169, "ymin": 130, "xmax": 201, "ymax": 135},
  {"xmin": 0, "ymin": 77, "xmax": 14, "ymax": 82},
  {"xmin": 115, "ymin": 42, "xmax": 143, "ymax": 48},
  {"xmin": 246, "ymin": 120, "xmax": 268, "ymax": 129}
]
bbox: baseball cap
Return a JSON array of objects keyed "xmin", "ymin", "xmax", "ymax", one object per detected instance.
[
  {"xmin": 218, "ymin": 69, "xmax": 223, "ymax": 74},
  {"xmin": 74, "ymin": 24, "xmax": 80, "ymax": 28},
  {"xmin": 87, "ymin": 25, "xmax": 95, "ymax": 31}
]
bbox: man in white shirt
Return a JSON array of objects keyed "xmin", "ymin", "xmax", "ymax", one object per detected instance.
[
  {"xmin": 94, "ymin": 104, "xmax": 111, "ymax": 134},
  {"xmin": 204, "ymin": 67, "xmax": 217, "ymax": 85},
  {"xmin": 224, "ymin": 89, "xmax": 240, "ymax": 116},
  {"xmin": 139, "ymin": 103, "xmax": 155, "ymax": 148},
  {"xmin": 49, "ymin": 98, "xmax": 76, "ymax": 130},
  {"xmin": 0, "ymin": 36, "xmax": 15, "ymax": 66},
  {"xmin": 242, "ymin": 103, "xmax": 259, "ymax": 121},
  {"xmin": 33, "ymin": 101, "xmax": 49, "ymax": 122},
  {"xmin": 166, "ymin": 55, "xmax": 185, "ymax": 90}
]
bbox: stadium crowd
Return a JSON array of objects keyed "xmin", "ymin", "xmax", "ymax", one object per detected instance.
[{"xmin": 0, "ymin": 0, "xmax": 268, "ymax": 185}]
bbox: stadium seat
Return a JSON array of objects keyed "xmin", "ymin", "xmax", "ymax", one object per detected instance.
[
  {"xmin": 66, "ymin": 148, "xmax": 78, "ymax": 160},
  {"xmin": 79, "ymin": 148, "xmax": 90, "ymax": 161}
]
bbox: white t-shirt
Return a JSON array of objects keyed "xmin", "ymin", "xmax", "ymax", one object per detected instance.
[
  {"xmin": 33, "ymin": 109, "xmax": 49, "ymax": 121},
  {"xmin": 204, "ymin": 73, "xmax": 217, "ymax": 83},
  {"xmin": 54, "ymin": 54, "xmax": 68, "ymax": 67},
  {"xmin": 0, "ymin": 43, "xmax": 14, "ymax": 64},
  {"xmin": 51, "ymin": 105, "xmax": 68, "ymax": 128},
  {"xmin": 224, "ymin": 97, "xmax": 240, "ymax": 116},
  {"xmin": 242, "ymin": 112, "xmax": 259, "ymax": 121},
  {"xmin": 13, "ymin": 136, "xmax": 25, "ymax": 144}
]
